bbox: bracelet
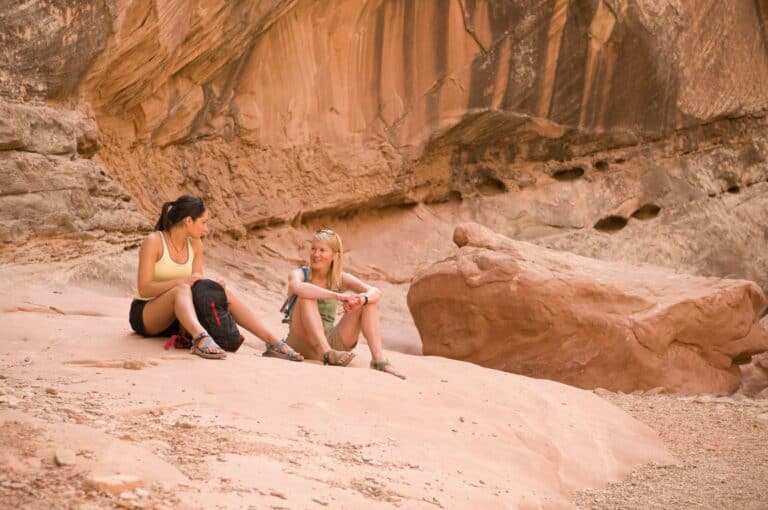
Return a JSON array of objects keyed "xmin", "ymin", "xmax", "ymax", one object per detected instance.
[{"xmin": 363, "ymin": 295, "xmax": 369, "ymax": 305}]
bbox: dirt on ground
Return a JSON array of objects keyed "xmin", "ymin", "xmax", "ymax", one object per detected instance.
[{"xmin": 573, "ymin": 390, "xmax": 768, "ymax": 509}]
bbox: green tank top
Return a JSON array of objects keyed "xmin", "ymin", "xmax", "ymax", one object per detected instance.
[{"xmin": 288, "ymin": 266, "xmax": 337, "ymax": 330}]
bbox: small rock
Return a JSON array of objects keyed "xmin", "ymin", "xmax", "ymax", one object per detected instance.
[
  {"xmin": 120, "ymin": 491, "xmax": 137, "ymax": 500},
  {"xmin": 0, "ymin": 396, "xmax": 19, "ymax": 408},
  {"xmin": 644, "ymin": 386, "xmax": 667, "ymax": 396},
  {"xmin": 1, "ymin": 480, "xmax": 26, "ymax": 489},
  {"xmin": 135, "ymin": 488, "xmax": 149, "ymax": 498},
  {"xmin": 592, "ymin": 388, "xmax": 613, "ymax": 397},
  {"xmin": 54, "ymin": 448, "xmax": 77, "ymax": 467},
  {"xmin": 270, "ymin": 490, "xmax": 287, "ymax": 499},
  {"xmin": 84, "ymin": 474, "xmax": 144, "ymax": 495},
  {"xmin": 45, "ymin": 387, "xmax": 59, "ymax": 396},
  {"xmin": 122, "ymin": 360, "xmax": 145, "ymax": 370},
  {"xmin": 312, "ymin": 497, "xmax": 329, "ymax": 506}
]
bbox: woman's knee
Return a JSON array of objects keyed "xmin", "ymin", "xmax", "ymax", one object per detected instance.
[
  {"xmin": 296, "ymin": 296, "xmax": 318, "ymax": 308},
  {"xmin": 173, "ymin": 283, "xmax": 192, "ymax": 299}
]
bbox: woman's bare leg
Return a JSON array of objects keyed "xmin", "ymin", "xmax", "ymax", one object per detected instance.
[
  {"xmin": 335, "ymin": 302, "xmax": 403, "ymax": 377},
  {"xmin": 225, "ymin": 287, "xmax": 279, "ymax": 343},
  {"xmin": 291, "ymin": 297, "xmax": 333, "ymax": 355},
  {"xmin": 141, "ymin": 285, "xmax": 223, "ymax": 356},
  {"xmin": 335, "ymin": 302, "xmax": 384, "ymax": 362},
  {"xmin": 142, "ymin": 284, "xmax": 205, "ymax": 337},
  {"xmin": 224, "ymin": 287, "xmax": 301, "ymax": 358}
]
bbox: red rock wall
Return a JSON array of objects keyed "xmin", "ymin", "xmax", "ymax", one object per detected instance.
[{"xmin": 2, "ymin": 0, "xmax": 768, "ymax": 290}]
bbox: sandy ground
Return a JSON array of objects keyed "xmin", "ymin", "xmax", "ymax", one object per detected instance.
[
  {"xmin": 0, "ymin": 256, "xmax": 672, "ymax": 509},
  {"xmin": 573, "ymin": 391, "xmax": 768, "ymax": 509}
]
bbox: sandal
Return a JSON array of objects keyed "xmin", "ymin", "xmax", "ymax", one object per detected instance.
[
  {"xmin": 370, "ymin": 359, "xmax": 406, "ymax": 380},
  {"xmin": 190, "ymin": 332, "xmax": 227, "ymax": 360},
  {"xmin": 262, "ymin": 339, "xmax": 304, "ymax": 362},
  {"xmin": 323, "ymin": 349, "xmax": 355, "ymax": 367}
]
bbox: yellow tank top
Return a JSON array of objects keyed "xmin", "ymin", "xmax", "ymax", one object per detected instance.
[{"xmin": 136, "ymin": 233, "xmax": 194, "ymax": 300}]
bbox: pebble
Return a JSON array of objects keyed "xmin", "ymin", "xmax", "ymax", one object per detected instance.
[
  {"xmin": 0, "ymin": 396, "xmax": 19, "ymax": 408},
  {"xmin": 54, "ymin": 448, "xmax": 77, "ymax": 467},
  {"xmin": 45, "ymin": 387, "xmax": 59, "ymax": 396},
  {"xmin": 135, "ymin": 488, "xmax": 149, "ymax": 498},
  {"xmin": 120, "ymin": 491, "xmax": 138, "ymax": 500},
  {"xmin": 270, "ymin": 490, "xmax": 287, "ymax": 499},
  {"xmin": 1, "ymin": 480, "xmax": 26, "ymax": 489},
  {"xmin": 84, "ymin": 474, "xmax": 144, "ymax": 495}
]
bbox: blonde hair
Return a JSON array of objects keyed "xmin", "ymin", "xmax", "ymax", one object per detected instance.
[{"xmin": 310, "ymin": 228, "xmax": 343, "ymax": 291}]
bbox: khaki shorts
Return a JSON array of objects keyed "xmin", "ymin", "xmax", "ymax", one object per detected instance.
[{"xmin": 285, "ymin": 323, "xmax": 357, "ymax": 362}]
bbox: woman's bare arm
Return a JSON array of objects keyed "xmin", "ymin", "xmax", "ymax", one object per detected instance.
[
  {"xmin": 287, "ymin": 268, "xmax": 348, "ymax": 301},
  {"xmin": 341, "ymin": 272, "xmax": 382, "ymax": 304}
]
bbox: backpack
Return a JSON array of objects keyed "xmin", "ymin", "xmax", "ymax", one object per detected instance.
[
  {"xmin": 280, "ymin": 266, "xmax": 309, "ymax": 323},
  {"xmin": 191, "ymin": 279, "xmax": 244, "ymax": 352}
]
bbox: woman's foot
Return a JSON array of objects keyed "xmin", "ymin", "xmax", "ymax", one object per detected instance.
[
  {"xmin": 190, "ymin": 332, "xmax": 227, "ymax": 359},
  {"xmin": 370, "ymin": 359, "xmax": 406, "ymax": 380},
  {"xmin": 323, "ymin": 349, "xmax": 355, "ymax": 366},
  {"xmin": 263, "ymin": 339, "xmax": 304, "ymax": 362}
]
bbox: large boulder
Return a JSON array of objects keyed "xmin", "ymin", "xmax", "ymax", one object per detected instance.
[{"xmin": 408, "ymin": 223, "xmax": 768, "ymax": 394}]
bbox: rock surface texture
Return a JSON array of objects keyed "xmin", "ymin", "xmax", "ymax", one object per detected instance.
[
  {"xmin": 408, "ymin": 223, "xmax": 768, "ymax": 394},
  {"xmin": 1, "ymin": 0, "xmax": 767, "ymax": 294},
  {"xmin": 0, "ymin": 100, "xmax": 148, "ymax": 258}
]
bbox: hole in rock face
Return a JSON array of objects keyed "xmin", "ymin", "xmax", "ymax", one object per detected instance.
[
  {"xmin": 446, "ymin": 190, "xmax": 463, "ymax": 202},
  {"xmin": 552, "ymin": 167, "xmax": 585, "ymax": 181},
  {"xmin": 476, "ymin": 173, "xmax": 508, "ymax": 195},
  {"xmin": 727, "ymin": 185, "xmax": 740, "ymax": 194},
  {"xmin": 614, "ymin": 158, "xmax": 626, "ymax": 164},
  {"xmin": 631, "ymin": 204, "xmax": 661, "ymax": 220},
  {"xmin": 594, "ymin": 215, "xmax": 628, "ymax": 233},
  {"xmin": 594, "ymin": 160, "xmax": 609, "ymax": 171}
]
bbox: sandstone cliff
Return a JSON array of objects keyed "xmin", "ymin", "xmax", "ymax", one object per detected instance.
[{"xmin": 1, "ymin": 0, "xmax": 767, "ymax": 295}]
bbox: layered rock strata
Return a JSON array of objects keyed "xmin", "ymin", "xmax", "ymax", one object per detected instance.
[
  {"xmin": 408, "ymin": 223, "xmax": 768, "ymax": 394},
  {"xmin": 0, "ymin": 0, "xmax": 767, "ymax": 293},
  {"xmin": 0, "ymin": 100, "xmax": 148, "ymax": 255}
]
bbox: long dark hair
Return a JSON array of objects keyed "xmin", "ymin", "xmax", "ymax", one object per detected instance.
[{"xmin": 154, "ymin": 195, "xmax": 206, "ymax": 231}]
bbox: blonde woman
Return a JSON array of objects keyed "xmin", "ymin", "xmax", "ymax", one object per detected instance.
[{"xmin": 283, "ymin": 228, "xmax": 405, "ymax": 378}]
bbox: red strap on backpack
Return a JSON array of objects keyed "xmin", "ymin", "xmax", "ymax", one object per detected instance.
[{"xmin": 210, "ymin": 302, "xmax": 222, "ymax": 326}]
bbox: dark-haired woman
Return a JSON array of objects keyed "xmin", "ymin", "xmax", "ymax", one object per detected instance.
[{"xmin": 129, "ymin": 195, "xmax": 303, "ymax": 361}]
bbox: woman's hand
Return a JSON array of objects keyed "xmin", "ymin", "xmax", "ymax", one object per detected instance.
[
  {"xmin": 341, "ymin": 294, "xmax": 366, "ymax": 313},
  {"xmin": 184, "ymin": 273, "xmax": 204, "ymax": 286}
]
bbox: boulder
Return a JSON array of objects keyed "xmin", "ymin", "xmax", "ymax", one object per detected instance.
[
  {"xmin": 408, "ymin": 223, "xmax": 768, "ymax": 394},
  {"xmin": 739, "ymin": 350, "xmax": 768, "ymax": 397}
]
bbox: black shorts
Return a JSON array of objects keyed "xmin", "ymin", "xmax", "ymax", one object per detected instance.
[{"xmin": 129, "ymin": 299, "xmax": 180, "ymax": 337}]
